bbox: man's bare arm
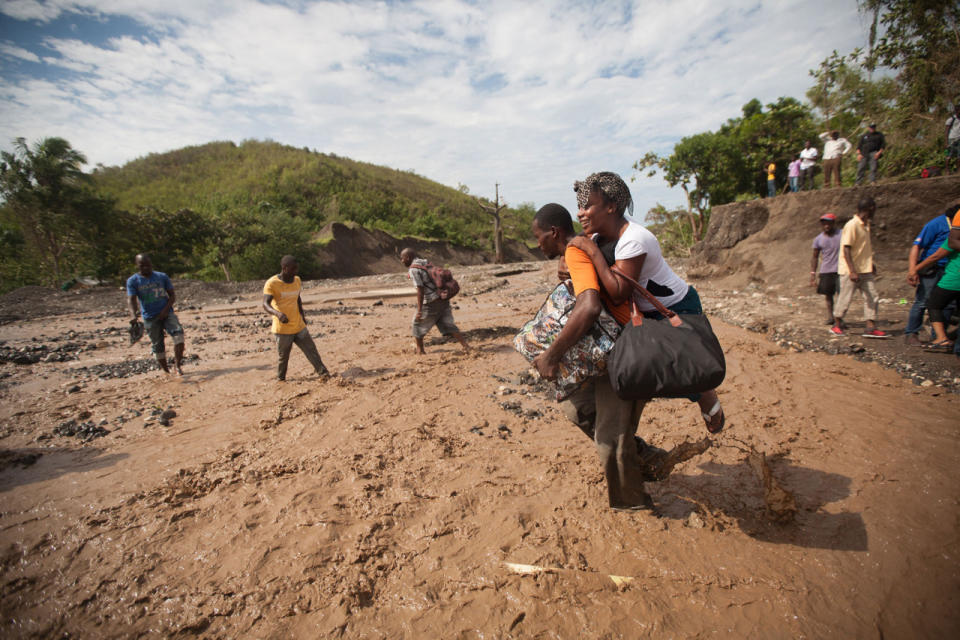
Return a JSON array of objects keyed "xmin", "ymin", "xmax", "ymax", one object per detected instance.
[
  {"xmin": 263, "ymin": 294, "xmax": 287, "ymax": 323},
  {"xmin": 913, "ymin": 248, "xmax": 950, "ymax": 275},
  {"xmin": 949, "ymin": 228, "xmax": 960, "ymax": 251},
  {"xmin": 128, "ymin": 294, "xmax": 139, "ymax": 322},
  {"xmin": 843, "ymin": 245, "xmax": 858, "ymax": 281},
  {"xmin": 906, "ymin": 245, "xmax": 921, "ymax": 285}
]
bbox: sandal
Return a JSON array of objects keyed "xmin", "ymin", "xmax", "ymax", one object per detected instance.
[
  {"xmin": 702, "ymin": 400, "xmax": 725, "ymax": 434},
  {"xmin": 924, "ymin": 340, "xmax": 955, "ymax": 353}
]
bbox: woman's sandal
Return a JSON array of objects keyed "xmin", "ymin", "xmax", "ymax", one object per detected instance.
[
  {"xmin": 702, "ymin": 400, "xmax": 725, "ymax": 434},
  {"xmin": 924, "ymin": 340, "xmax": 955, "ymax": 353}
]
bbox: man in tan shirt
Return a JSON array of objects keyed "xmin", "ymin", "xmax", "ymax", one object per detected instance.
[{"xmin": 832, "ymin": 196, "xmax": 888, "ymax": 337}]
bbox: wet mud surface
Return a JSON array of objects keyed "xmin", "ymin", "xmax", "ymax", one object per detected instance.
[{"xmin": 0, "ymin": 263, "xmax": 958, "ymax": 638}]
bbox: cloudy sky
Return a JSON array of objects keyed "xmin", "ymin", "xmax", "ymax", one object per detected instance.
[{"xmin": 0, "ymin": 0, "xmax": 874, "ymax": 218}]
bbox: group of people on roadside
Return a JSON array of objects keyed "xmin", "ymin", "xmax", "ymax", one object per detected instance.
[
  {"xmin": 809, "ymin": 197, "xmax": 960, "ymax": 356},
  {"xmin": 772, "ymin": 124, "xmax": 886, "ymax": 196}
]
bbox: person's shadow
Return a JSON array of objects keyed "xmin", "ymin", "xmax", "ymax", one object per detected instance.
[
  {"xmin": 652, "ymin": 454, "xmax": 867, "ymax": 551},
  {"xmin": 183, "ymin": 363, "xmax": 272, "ymax": 382},
  {"xmin": 0, "ymin": 446, "xmax": 128, "ymax": 492}
]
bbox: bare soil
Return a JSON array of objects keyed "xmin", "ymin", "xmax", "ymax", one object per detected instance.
[{"xmin": 1, "ymin": 251, "xmax": 958, "ymax": 637}]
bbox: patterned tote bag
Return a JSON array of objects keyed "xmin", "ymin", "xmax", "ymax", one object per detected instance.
[{"xmin": 514, "ymin": 281, "xmax": 622, "ymax": 401}]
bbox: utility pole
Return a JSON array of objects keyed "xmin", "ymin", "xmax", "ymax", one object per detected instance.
[{"xmin": 476, "ymin": 183, "xmax": 506, "ymax": 263}]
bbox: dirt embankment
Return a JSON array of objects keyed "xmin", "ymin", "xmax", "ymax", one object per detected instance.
[
  {"xmin": 314, "ymin": 222, "xmax": 541, "ymax": 278},
  {"xmin": 689, "ymin": 174, "xmax": 960, "ymax": 290},
  {"xmin": 682, "ymin": 176, "xmax": 960, "ymax": 390}
]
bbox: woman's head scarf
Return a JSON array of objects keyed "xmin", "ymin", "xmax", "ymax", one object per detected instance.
[{"xmin": 573, "ymin": 171, "xmax": 633, "ymax": 216}]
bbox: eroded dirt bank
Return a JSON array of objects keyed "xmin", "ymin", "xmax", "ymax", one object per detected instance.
[{"xmin": 1, "ymin": 263, "xmax": 958, "ymax": 638}]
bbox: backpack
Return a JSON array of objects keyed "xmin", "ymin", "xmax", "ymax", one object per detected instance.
[{"xmin": 411, "ymin": 263, "xmax": 460, "ymax": 300}]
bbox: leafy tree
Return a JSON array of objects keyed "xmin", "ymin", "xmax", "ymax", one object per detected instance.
[
  {"xmin": 634, "ymin": 131, "xmax": 744, "ymax": 241},
  {"xmin": 635, "ymin": 98, "xmax": 819, "ymax": 242},
  {"xmin": 200, "ymin": 198, "xmax": 269, "ymax": 282},
  {"xmin": 807, "ymin": 50, "xmax": 898, "ymax": 135},
  {"xmin": 643, "ymin": 204, "xmax": 695, "ymax": 257},
  {"xmin": 728, "ymin": 96, "xmax": 819, "ymax": 194},
  {"xmin": 0, "ymin": 137, "xmax": 117, "ymax": 284},
  {"xmin": 858, "ymin": 0, "xmax": 960, "ymax": 175}
]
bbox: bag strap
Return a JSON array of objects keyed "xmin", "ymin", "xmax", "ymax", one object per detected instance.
[{"xmin": 610, "ymin": 266, "xmax": 683, "ymax": 328}]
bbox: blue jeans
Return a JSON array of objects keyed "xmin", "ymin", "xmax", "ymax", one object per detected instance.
[
  {"xmin": 905, "ymin": 267, "xmax": 955, "ymax": 337},
  {"xmin": 789, "ymin": 176, "xmax": 799, "ymax": 192},
  {"xmin": 767, "ymin": 179, "xmax": 775, "ymax": 198}
]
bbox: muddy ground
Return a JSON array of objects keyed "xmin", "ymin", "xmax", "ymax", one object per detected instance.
[{"xmin": 0, "ymin": 260, "xmax": 957, "ymax": 638}]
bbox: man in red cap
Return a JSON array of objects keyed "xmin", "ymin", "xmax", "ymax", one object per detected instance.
[{"xmin": 811, "ymin": 213, "xmax": 842, "ymax": 324}]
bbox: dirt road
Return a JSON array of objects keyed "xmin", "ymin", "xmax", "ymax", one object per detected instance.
[{"xmin": 1, "ymin": 264, "xmax": 958, "ymax": 638}]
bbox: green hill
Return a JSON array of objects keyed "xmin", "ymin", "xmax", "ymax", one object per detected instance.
[{"xmin": 92, "ymin": 139, "xmax": 535, "ymax": 251}]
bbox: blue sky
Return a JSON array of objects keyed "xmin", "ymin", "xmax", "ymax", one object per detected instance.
[{"xmin": 0, "ymin": 0, "xmax": 874, "ymax": 219}]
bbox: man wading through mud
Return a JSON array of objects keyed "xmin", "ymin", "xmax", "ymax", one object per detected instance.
[
  {"xmin": 400, "ymin": 248, "xmax": 469, "ymax": 355},
  {"xmin": 530, "ymin": 204, "xmax": 666, "ymax": 512},
  {"xmin": 262, "ymin": 255, "xmax": 330, "ymax": 381},
  {"xmin": 127, "ymin": 253, "xmax": 186, "ymax": 375}
]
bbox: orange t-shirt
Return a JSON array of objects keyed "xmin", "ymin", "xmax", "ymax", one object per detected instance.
[{"xmin": 564, "ymin": 245, "xmax": 631, "ymax": 325}]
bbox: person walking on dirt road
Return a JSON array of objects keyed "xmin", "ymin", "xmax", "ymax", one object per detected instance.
[
  {"xmin": 262, "ymin": 255, "xmax": 330, "ymax": 381},
  {"xmin": 911, "ymin": 207, "xmax": 960, "ymax": 356},
  {"xmin": 833, "ymin": 197, "xmax": 888, "ymax": 338},
  {"xmin": 904, "ymin": 205, "xmax": 957, "ymax": 346},
  {"xmin": 810, "ymin": 213, "xmax": 842, "ymax": 325},
  {"xmin": 530, "ymin": 203, "xmax": 662, "ymax": 512},
  {"xmin": 400, "ymin": 248, "xmax": 469, "ymax": 355},
  {"xmin": 127, "ymin": 253, "xmax": 187, "ymax": 375}
]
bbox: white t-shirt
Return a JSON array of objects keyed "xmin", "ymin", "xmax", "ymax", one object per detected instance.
[
  {"xmin": 611, "ymin": 221, "xmax": 689, "ymax": 312},
  {"xmin": 947, "ymin": 115, "xmax": 960, "ymax": 143},
  {"xmin": 800, "ymin": 146, "xmax": 819, "ymax": 169}
]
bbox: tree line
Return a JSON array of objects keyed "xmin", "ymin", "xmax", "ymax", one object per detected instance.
[
  {"xmin": 0, "ymin": 138, "xmax": 536, "ymax": 293},
  {"xmin": 638, "ymin": 0, "xmax": 958, "ymax": 252}
]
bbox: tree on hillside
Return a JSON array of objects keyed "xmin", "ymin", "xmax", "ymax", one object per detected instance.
[
  {"xmin": 0, "ymin": 137, "xmax": 115, "ymax": 284},
  {"xmin": 634, "ymin": 131, "xmax": 742, "ymax": 242},
  {"xmin": 644, "ymin": 203, "xmax": 696, "ymax": 257},
  {"xmin": 475, "ymin": 183, "xmax": 507, "ymax": 263},
  {"xmin": 807, "ymin": 50, "xmax": 897, "ymax": 134},
  {"xmin": 635, "ymin": 98, "xmax": 818, "ymax": 242},
  {"xmin": 856, "ymin": 0, "xmax": 960, "ymax": 174}
]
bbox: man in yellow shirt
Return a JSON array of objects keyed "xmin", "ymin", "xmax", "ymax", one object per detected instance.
[
  {"xmin": 833, "ymin": 197, "xmax": 888, "ymax": 337},
  {"xmin": 767, "ymin": 161, "xmax": 776, "ymax": 198},
  {"xmin": 262, "ymin": 255, "xmax": 330, "ymax": 381}
]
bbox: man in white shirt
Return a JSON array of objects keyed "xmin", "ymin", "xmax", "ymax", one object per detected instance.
[
  {"xmin": 799, "ymin": 140, "xmax": 819, "ymax": 191},
  {"xmin": 818, "ymin": 130, "xmax": 853, "ymax": 188},
  {"xmin": 947, "ymin": 101, "xmax": 960, "ymax": 174}
]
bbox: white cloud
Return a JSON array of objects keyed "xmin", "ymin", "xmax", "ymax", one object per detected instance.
[
  {"xmin": 0, "ymin": 0, "xmax": 872, "ymax": 216},
  {"xmin": 0, "ymin": 42, "xmax": 41, "ymax": 62}
]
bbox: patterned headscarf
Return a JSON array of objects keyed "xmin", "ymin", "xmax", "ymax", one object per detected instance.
[{"xmin": 573, "ymin": 171, "xmax": 633, "ymax": 216}]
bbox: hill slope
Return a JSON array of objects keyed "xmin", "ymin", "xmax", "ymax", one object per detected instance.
[{"xmin": 91, "ymin": 139, "xmax": 534, "ymax": 250}]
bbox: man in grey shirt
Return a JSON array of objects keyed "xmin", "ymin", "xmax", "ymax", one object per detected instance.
[{"xmin": 401, "ymin": 248, "xmax": 469, "ymax": 355}]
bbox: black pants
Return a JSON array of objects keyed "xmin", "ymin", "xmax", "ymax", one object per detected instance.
[{"xmin": 927, "ymin": 285, "xmax": 960, "ymax": 324}]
